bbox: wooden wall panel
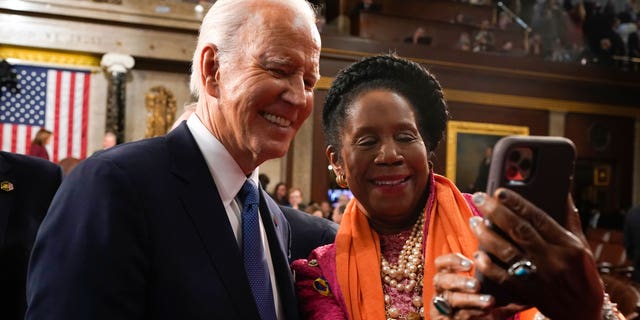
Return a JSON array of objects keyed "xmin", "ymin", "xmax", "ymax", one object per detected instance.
[
  {"xmin": 565, "ymin": 113, "xmax": 635, "ymax": 217},
  {"xmin": 311, "ymin": 91, "xmax": 331, "ymax": 204}
]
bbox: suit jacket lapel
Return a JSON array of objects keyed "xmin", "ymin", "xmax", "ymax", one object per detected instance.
[
  {"xmin": 0, "ymin": 153, "xmax": 14, "ymax": 246},
  {"xmin": 259, "ymin": 191, "xmax": 299, "ymax": 320},
  {"xmin": 165, "ymin": 124, "xmax": 260, "ymax": 319}
]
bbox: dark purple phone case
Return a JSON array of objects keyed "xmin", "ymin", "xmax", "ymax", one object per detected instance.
[{"xmin": 477, "ymin": 135, "xmax": 576, "ymax": 306}]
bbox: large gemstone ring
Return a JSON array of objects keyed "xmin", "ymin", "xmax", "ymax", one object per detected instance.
[
  {"xmin": 507, "ymin": 259, "xmax": 537, "ymax": 278},
  {"xmin": 432, "ymin": 294, "xmax": 453, "ymax": 316}
]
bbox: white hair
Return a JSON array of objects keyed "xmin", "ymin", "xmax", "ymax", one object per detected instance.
[{"xmin": 189, "ymin": 0, "xmax": 318, "ymax": 97}]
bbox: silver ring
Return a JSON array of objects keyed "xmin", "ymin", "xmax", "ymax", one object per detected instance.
[
  {"xmin": 432, "ymin": 294, "xmax": 453, "ymax": 316},
  {"xmin": 507, "ymin": 259, "xmax": 537, "ymax": 277}
]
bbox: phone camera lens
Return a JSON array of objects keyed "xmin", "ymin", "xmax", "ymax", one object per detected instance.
[
  {"xmin": 508, "ymin": 150, "xmax": 521, "ymax": 162},
  {"xmin": 506, "ymin": 166, "xmax": 519, "ymax": 180}
]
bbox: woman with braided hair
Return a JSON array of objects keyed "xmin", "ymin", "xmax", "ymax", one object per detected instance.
[{"xmin": 291, "ymin": 54, "xmax": 618, "ymax": 320}]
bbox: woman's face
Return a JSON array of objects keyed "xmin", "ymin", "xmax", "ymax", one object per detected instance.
[
  {"xmin": 276, "ymin": 185, "xmax": 287, "ymax": 198},
  {"xmin": 330, "ymin": 89, "xmax": 429, "ymax": 231},
  {"xmin": 289, "ymin": 190, "xmax": 302, "ymax": 205}
]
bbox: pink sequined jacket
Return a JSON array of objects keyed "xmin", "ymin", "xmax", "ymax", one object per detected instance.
[{"xmin": 292, "ymin": 244, "xmax": 346, "ymax": 319}]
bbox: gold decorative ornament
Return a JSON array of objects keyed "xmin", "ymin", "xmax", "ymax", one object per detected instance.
[
  {"xmin": 1, "ymin": 181, "xmax": 14, "ymax": 192},
  {"xmin": 145, "ymin": 86, "xmax": 177, "ymax": 138},
  {"xmin": 335, "ymin": 174, "xmax": 348, "ymax": 188},
  {"xmin": 313, "ymin": 277, "xmax": 332, "ymax": 297}
]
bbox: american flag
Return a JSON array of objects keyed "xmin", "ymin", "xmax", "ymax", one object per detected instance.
[{"xmin": 0, "ymin": 64, "xmax": 91, "ymax": 162}]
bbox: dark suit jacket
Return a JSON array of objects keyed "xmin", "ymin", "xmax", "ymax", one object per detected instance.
[
  {"xmin": 280, "ymin": 206, "xmax": 338, "ymax": 261},
  {"xmin": 0, "ymin": 151, "xmax": 61, "ymax": 320},
  {"xmin": 26, "ymin": 124, "xmax": 299, "ymax": 320}
]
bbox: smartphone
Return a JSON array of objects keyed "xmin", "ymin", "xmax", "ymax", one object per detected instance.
[
  {"xmin": 477, "ymin": 135, "xmax": 576, "ymax": 306},
  {"xmin": 486, "ymin": 135, "xmax": 576, "ymax": 226}
]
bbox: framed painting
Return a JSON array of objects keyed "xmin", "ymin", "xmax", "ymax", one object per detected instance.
[
  {"xmin": 593, "ymin": 164, "xmax": 611, "ymax": 186},
  {"xmin": 446, "ymin": 121, "xmax": 529, "ymax": 193}
]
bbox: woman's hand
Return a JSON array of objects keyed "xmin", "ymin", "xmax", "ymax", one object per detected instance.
[
  {"xmin": 469, "ymin": 189, "xmax": 604, "ymax": 320},
  {"xmin": 429, "ymin": 253, "xmax": 513, "ymax": 320}
]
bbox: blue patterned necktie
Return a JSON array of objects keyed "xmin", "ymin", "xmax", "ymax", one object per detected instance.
[{"xmin": 237, "ymin": 179, "xmax": 277, "ymax": 320}]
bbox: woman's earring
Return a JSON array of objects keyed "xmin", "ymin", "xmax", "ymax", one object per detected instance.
[{"xmin": 336, "ymin": 174, "xmax": 348, "ymax": 188}]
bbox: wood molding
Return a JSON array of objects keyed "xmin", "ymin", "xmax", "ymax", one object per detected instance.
[
  {"xmin": 320, "ymin": 47, "xmax": 640, "ymax": 88},
  {"xmin": 316, "ymin": 76, "xmax": 640, "ymax": 119},
  {"xmin": 0, "ymin": 0, "xmax": 204, "ymax": 31},
  {"xmin": 0, "ymin": 45, "xmax": 100, "ymax": 68},
  {"xmin": 445, "ymin": 89, "xmax": 640, "ymax": 119}
]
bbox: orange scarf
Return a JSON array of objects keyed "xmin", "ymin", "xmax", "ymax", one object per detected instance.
[
  {"xmin": 335, "ymin": 174, "xmax": 479, "ymax": 320},
  {"xmin": 517, "ymin": 309, "xmax": 538, "ymax": 320}
]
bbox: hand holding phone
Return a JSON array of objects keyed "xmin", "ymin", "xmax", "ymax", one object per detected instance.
[{"xmin": 475, "ymin": 136, "xmax": 576, "ymax": 306}]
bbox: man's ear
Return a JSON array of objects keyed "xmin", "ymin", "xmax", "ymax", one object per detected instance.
[{"xmin": 200, "ymin": 44, "xmax": 220, "ymax": 98}]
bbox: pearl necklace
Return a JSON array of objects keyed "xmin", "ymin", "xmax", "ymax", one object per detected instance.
[{"xmin": 381, "ymin": 212, "xmax": 425, "ymax": 320}]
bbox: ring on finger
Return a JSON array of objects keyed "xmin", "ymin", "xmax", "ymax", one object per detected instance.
[
  {"xmin": 507, "ymin": 259, "xmax": 537, "ymax": 278},
  {"xmin": 432, "ymin": 293, "xmax": 453, "ymax": 316}
]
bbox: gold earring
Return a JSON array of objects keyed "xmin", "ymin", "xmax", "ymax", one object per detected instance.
[{"xmin": 336, "ymin": 174, "xmax": 348, "ymax": 188}]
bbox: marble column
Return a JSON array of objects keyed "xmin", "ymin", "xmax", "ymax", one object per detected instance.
[
  {"xmin": 548, "ymin": 110, "xmax": 567, "ymax": 137},
  {"xmin": 100, "ymin": 53, "xmax": 135, "ymax": 144}
]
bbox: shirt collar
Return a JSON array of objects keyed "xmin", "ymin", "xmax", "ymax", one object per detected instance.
[{"xmin": 186, "ymin": 113, "xmax": 260, "ymax": 206}]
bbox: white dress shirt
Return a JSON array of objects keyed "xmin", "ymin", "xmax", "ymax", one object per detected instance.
[{"xmin": 186, "ymin": 114, "xmax": 283, "ymax": 319}]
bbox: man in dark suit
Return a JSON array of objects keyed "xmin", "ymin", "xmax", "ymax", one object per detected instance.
[
  {"xmin": 280, "ymin": 207, "xmax": 338, "ymax": 261},
  {"xmin": 26, "ymin": 1, "xmax": 321, "ymax": 319},
  {"xmin": 0, "ymin": 151, "xmax": 61, "ymax": 320}
]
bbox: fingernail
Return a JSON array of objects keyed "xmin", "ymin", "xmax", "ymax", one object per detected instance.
[
  {"xmin": 469, "ymin": 216, "xmax": 483, "ymax": 229},
  {"xmin": 465, "ymin": 279, "xmax": 477, "ymax": 290},
  {"xmin": 472, "ymin": 193, "xmax": 485, "ymax": 206},
  {"xmin": 460, "ymin": 258, "xmax": 472, "ymax": 270},
  {"xmin": 484, "ymin": 218, "xmax": 493, "ymax": 228},
  {"xmin": 479, "ymin": 295, "xmax": 492, "ymax": 302}
]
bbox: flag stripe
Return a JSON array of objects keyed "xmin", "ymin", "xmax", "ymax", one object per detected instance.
[
  {"xmin": 16, "ymin": 125, "xmax": 27, "ymax": 153},
  {"xmin": 52, "ymin": 71, "xmax": 62, "ymax": 162},
  {"xmin": 10, "ymin": 125, "xmax": 17, "ymax": 153},
  {"xmin": 67, "ymin": 72, "xmax": 76, "ymax": 158},
  {"xmin": 25, "ymin": 126, "xmax": 32, "ymax": 155},
  {"xmin": 80, "ymin": 73, "xmax": 90, "ymax": 158},
  {"xmin": 73, "ymin": 74, "xmax": 85, "ymax": 158},
  {"xmin": 58, "ymin": 71, "xmax": 69, "ymax": 162},
  {"xmin": 1, "ymin": 124, "xmax": 8, "ymax": 151},
  {"xmin": 45, "ymin": 69, "xmax": 56, "ymax": 158}
]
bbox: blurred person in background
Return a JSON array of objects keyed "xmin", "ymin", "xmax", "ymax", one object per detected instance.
[
  {"xmin": 102, "ymin": 132, "xmax": 117, "ymax": 150},
  {"xmin": 289, "ymin": 187, "xmax": 307, "ymax": 211},
  {"xmin": 272, "ymin": 182, "xmax": 290, "ymax": 206},
  {"xmin": 28, "ymin": 128, "xmax": 52, "ymax": 161}
]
